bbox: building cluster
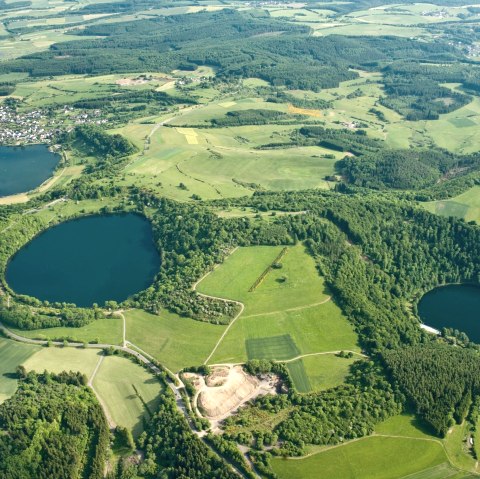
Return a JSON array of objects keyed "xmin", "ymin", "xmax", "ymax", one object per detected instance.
[
  {"xmin": 0, "ymin": 106, "xmax": 57, "ymax": 144},
  {"xmin": 421, "ymin": 9, "xmax": 449, "ymax": 19},
  {"xmin": 0, "ymin": 105, "xmax": 108, "ymax": 145}
]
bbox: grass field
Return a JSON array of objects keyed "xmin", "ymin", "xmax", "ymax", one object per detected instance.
[
  {"xmin": 299, "ymin": 353, "xmax": 357, "ymax": 392},
  {"xmin": 11, "ymin": 317, "xmax": 124, "ymax": 344},
  {"xmin": 93, "ymin": 355, "xmax": 163, "ymax": 438},
  {"xmin": 286, "ymin": 359, "xmax": 311, "ymax": 393},
  {"xmin": 124, "ymin": 309, "xmax": 226, "ymax": 372},
  {"xmin": 0, "ymin": 338, "xmax": 39, "ymax": 403},
  {"xmin": 197, "ymin": 245, "xmax": 359, "ymax": 364},
  {"xmin": 117, "ymin": 118, "xmax": 337, "ymax": 201},
  {"xmin": 246, "ymin": 334, "xmax": 300, "ymax": 361},
  {"xmin": 21, "ymin": 345, "xmax": 162, "ymax": 437},
  {"xmin": 23, "ymin": 346, "xmax": 102, "ymax": 377},
  {"xmin": 423, "ymin": 186, "xmax": 480, "ymax": 224},
  {"xmin": 198, "ymin": 245, "xmax": 330, "ymax": 315},
  {"xmin": 271, "ymin": 413, "xmax": 480, "ymax": 478},
  {"xmin": 272, "ymin": 437, "xmax": 448, "ymax": 479}
]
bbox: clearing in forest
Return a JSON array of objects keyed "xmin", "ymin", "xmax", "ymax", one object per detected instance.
[{"xmin": 197, "ymin": 245, "xmax": 360, "ymax": 369}]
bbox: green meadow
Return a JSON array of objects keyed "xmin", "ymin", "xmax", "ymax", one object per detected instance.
[
  {"xmin": 424, "ymin": 186, "xmax": 480, "ymax": 224},
  {"xmin": 11, "ymin": 317, "xmax": 124, "ymax": 345},
  {"xmin": 93, "ymin": 355, "xmax": 163, "ymax": 438},
  {"xmin": 272, "ymin": 437, "xmax": 449, "ymax": 479},
  {"xmin": 197, "ymin": 245, "xmax": 359, "ymax": 366},
  {"xmin": 23, "ymin": 346, "xmax": 102, "ymax": 377},
  {"xmin": 22, "ymin": 345, "xmax": 162, "ymax": 437},
  {"xmin": 273, "ymin": 414, "xmax": 476, "ymax": 479},
  {"xmin": 299, "ymin": 353, "xmax": 358, "ymax": 392},
  {"xmin": 0, "ymin": 338, "xmax": 39, "ymax": 403},
  {"xmin": 124, "ymin": 309, "xmax": 226, "ymax": 372}
]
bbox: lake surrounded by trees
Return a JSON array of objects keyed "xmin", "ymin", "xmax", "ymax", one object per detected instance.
[
  {"xmin": 418, "ymin": 285, "xmax": 480, "ymax": 342},
  {"xmin": 0, "ymin": 145, "xmax": 60, "ymax": 197},
  {"xmin": 6, "ymin": 214, "xmax": 160, "ymax": 307}
]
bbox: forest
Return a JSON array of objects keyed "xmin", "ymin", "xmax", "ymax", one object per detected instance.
[
  {"xmin": 337, "ymin": 149, "xmax": 480, "ymax": 190},
  {"xmin": 0, "ymin": 371, "xmax": 109, "ymax": 479}
]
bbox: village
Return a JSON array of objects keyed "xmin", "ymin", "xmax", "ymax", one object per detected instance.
[{"xmin": 0, "ymin": 103, "xmax": 108, "ymax": 145}]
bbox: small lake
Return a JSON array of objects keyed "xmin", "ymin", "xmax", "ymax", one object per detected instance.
[
  {"xmin": 418, "ymin": 285, "xmax": 480, "ymax": 342},
  {"xmin": 6, "ymin": 214, "xmax": 160, "ymax": 307},
  {"xmin": 0, "ymin": 145, "xmax": 60, "ymax": 197}
]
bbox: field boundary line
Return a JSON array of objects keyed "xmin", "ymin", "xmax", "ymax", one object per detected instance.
[
  {"xmin": 248, "ymin": 246, "xmax": 288, "ymax": 292},
  {"xmin": 242, "ymin": 296, "xmax": 331, "ymax": 319}
]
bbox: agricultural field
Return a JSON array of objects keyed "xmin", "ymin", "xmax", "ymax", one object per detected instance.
[
  {"xmin": 93, "ymin": 355, "xmax": 163, "ymax": 437},
  {"xmin": 23, "ymin": 346, "xmax": 102, "ymax": 377},
  {"xmin": 0, "ymin": 338, "xmax": 39, "ymax": 403},
  {"xmin": 266, "ymin": 3, "xmax": 477, "ymax": 39},
  {"xmin": 287, "ymin": 353, "xmax": 359, "ymax": 393},
  {"xmin": 272, "ymin": 437, "xmax": 451, "ymax": 479},
  {"xmin": 197, "ymin": 245, "xmax": 360, "ymax": 368},
  {"xmin": 115, "ymin": 108, "xmax": 339, "ymax": 202},
  {"xmin": 124, "ymin": 309, "xmax": 227, "ymax": 372},
  {"xmin": 272, "ymin": 413, "xmax": 479, "ymax": 479},
  {"xmin": 424, "ymin": 186, "xmax": 480, "ymax": 224}
]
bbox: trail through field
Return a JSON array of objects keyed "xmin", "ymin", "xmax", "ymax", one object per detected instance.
[
  {"xmin": 88, "ymin": 355, "xmax": 117, "ymax": 429},
  {"xmin": 242, "ymin": 296, "xmax": 331, "ymax": 319},
  {"xmin": 279, "ymin": 350, "xmax": 367, "ymax": 363}
]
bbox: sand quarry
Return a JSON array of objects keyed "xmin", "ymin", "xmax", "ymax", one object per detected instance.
[{"xmin": 185, "ymin": 365, "xmax": 278, "ymax": 421}]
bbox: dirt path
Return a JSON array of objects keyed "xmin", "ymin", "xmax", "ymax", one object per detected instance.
[
  {"xmin": 88, "ymin": 355, "xmax": 117, "ymax": 429},
  {"xmin": 279, "ymin": 350, "xmax": 367, "ymax": 363},
  {"xmin": 242, "ymin": 296, "xmax": 331, "ymax": 319}
]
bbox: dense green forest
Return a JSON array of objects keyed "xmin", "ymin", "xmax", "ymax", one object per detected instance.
[
  {"xmin": 337, "ymin": 149, "xmax": 480, "ymax": 189},
  {"xmin": 134, "ymin": 391, "xmax": 239, "ymax": 479},
  {"xmin": 384, "ymin": 345, "xmax": 480, "ymax": 436},
  {"xmin": 0, "ymin": 371, "xmax": 109, "ymax": 479}
]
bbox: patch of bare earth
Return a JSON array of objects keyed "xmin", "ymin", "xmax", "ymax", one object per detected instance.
[{"xmin": 192, "ymin": 365, "xmax": 277, "ymax": 421}]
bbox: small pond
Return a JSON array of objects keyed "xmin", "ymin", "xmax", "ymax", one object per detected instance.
[{"xmin": 0, "ymin": 145, "xmax": 60, "ymax": 197}]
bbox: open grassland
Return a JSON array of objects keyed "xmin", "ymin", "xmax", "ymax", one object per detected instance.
[
  {"xmin": 21, "ymin": 345, "xmax": 162, "ymax": 437},
  {"xmin": 93, "ymin": 355, "xmax": 162, "ymax": 438},
  {"xmin": 117, "ymin": 114, "xmax": 337, "ymax": 202},
  {"xmin": 286, "ymin": 359, "xmax": 311, "ymax": 393},
  {"xmin": 211, "ymin": 302, "xmax": 359, "ymax": 364},
  {"xmin": 299, "ymin": 353, "xmax": 357, "ymax": 392},
  {"xmin": 11, "ymin": 317, "xmax": 123, "ymax": 344},
  {"xmin": 375, "ymin": 414, "xmax": 480, "ymax": 476},
  {"xmin": 0, "ymin": 338, "xmax": 39, "ymax": 403},
  {"xmin": 267, "ymin": 3, "xmax": 471, "ymax": 39},
  {"xmin": 198, "ymin": 245, "xmax": 330, "ymax": 315},
  {"xmin": 198, "ymin": 245, "xmax": 359, "ymax": 364},
  {"xmin": 272, "ymin": 437, "xmax": 449, "ymax": 479},
  {"xmin": 124, "ymin": 309, "xmax": 226, "ymax": 372},
  {"xmin": 424, "ymin": 187, "xmax": 480, "ymax": 224},
  {"xmin": 23, "ymin": 346, "xmax": 102, "ymax": 377},
  {"xmin": 272, "ymin": 414, "xmax": 478, "ymax": 479}
]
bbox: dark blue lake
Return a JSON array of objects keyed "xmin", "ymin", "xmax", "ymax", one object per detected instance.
[
  {"xmin": 418, "ymin": 285, "xmax": 480, "ymax": 342},
  {"xmin": 6, "ymin": 214, "xmax": 160, "ymax": 307},
  {"xmin": 0, "ymin": 144, "xmax": 60, "ymax": 197}
]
